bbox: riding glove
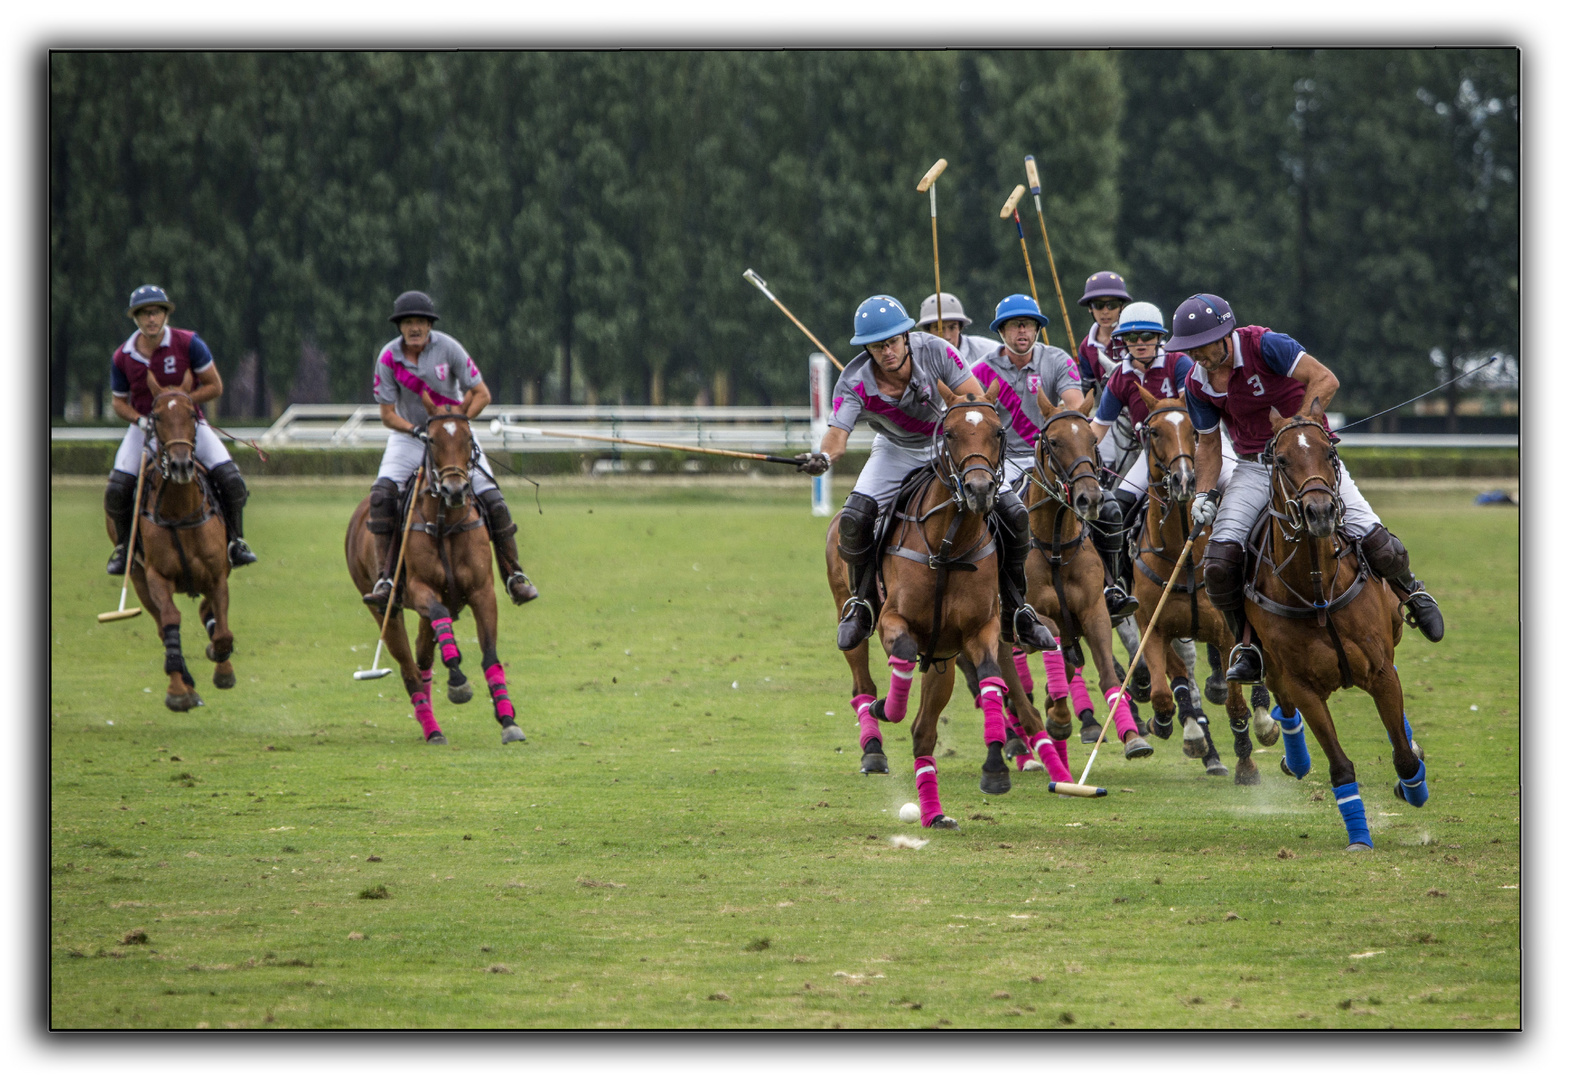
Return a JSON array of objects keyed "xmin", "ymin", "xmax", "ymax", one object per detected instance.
[
  {"xmin": 137, "ymin": 414, "xmax": 156, "ymax": 437},
  {"xmin": 1191, "ymin": 489, "xmax": 1221, "ymax": 528},
  {"xmin": 796, "ymin": 452, "xmax": 831, "ymax": 476}
]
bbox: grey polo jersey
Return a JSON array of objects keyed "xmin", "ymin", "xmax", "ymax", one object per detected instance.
[
  {"xmin": 828, "ymin": 331, "xmax": 974, "ymax": 451},
  {"xmin": 371, "ymin": 330, "xmax": 483, "ymax": 428},
  {"xmin": 965, "ymin": 343, "xmax": 1081, "ymax": 459}
]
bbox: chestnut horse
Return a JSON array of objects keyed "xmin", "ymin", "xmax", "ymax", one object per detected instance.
[
  {"xmin": 120, "ymin": 389, "xmax": 235, "ymax": 711},
  {"xmin": 345, "ymin": 409, "xmax": 524, "ymax": 746},
  {"xmin": 1247, "ymin": 413, "xmax": 1424, "ymax": 851},
  {"xmin": 1021, "ymin": 395, "xmax": 1149, "ymax": 759},
  {"xmin": 824, "ymin": 382, "xmax": 1075, "ymax": 826},
  {"xmin": 1128, "ymin": 389, "xmax": 1279, "ymax": 784}
]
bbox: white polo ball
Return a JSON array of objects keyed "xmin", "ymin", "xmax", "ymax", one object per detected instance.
[{"xmin": 898, "ymin": 802, "xmax": 920, "ymax": 824}]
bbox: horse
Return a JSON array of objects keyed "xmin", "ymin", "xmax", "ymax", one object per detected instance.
[
  {"xmin": 824, "ymin": 381, "xmax": 1077, "ymax": 825},
  {"xmin": 1246, "ymin": 412, "xmax": 1425, "ymax": 851},
  {"xmin": 1126, "ymin": 388, "xmax": 1279, "ymax": 784},
  {"xmin": 345, "ymin": 408, "xmax": 524, "ymax": 746},
  {"xmin": 1020, "ymin": 393, "xmax": 1151, "ymax": 759},
  {"xmin": 121, "ymin": 388, "xmax": 235, "ymax": 711}
]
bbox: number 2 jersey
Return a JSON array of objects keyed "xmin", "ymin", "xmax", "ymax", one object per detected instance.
[{"xmin": 110, "ymin": 326, "xmax": 214, "ymax": 418}]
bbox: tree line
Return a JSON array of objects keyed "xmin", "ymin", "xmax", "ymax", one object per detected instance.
[{"xmin": 49, "ymin": 49, "xmax": 1517, "ymax": 426}]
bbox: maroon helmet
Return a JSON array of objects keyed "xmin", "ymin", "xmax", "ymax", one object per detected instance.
[
  {"xmin": 1165, "ymin": 294, "xmax": 1236, "ymax": 351},
  {"xmin": 1078, "ymin": 270, "xmax": 1132, "ymax": 306}
]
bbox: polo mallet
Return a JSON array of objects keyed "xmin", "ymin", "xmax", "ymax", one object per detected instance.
[
  {"xmin": 917, "ymin": 158, "xmax": 949, "ymax": 329},
  {"xmin": 1001, "ymin": 183, "xmax": 1051, "ymax": 349},
  {"xmin": 1024, "ymin": 155, "xmax": 1079, "ymax": 353},
  {"xmin": 489, "ymin": 421, "xmax": 808, "ymax": 466},
  {"xmin": 354, "ymin": 466, "xmax": 424, "ymax": 681},
  {"xmin": 97, "ymin": 452, "xmax": 149, "ymax": 623},
  {"xmin": 1078, "ymin": 518, "xmax": 1207, "ymax": 785},
  {"xmin": 743, "ymin": 269, "xmax": 844, "ymax": 371}
]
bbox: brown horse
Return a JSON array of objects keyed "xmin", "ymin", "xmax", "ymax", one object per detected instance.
[
  {"xmin": 345, "ymin": 409, "xmax": 524, "ymax": 746},
  {"xmin": 824, "ymin": 382, "xmax": 1075, "ymax": 824},
  {"xmin": 1248, "ymin": 413, "xmax": 1423, "ymax": 851},
  {"xmin": 119, "ymin": 389, "xmax": 235, "ymax": 711},
  {"xmin": 1127, "ymin": 389, "xmax": 1279, "ymax": 784},
  {"xmin": 1021, "ymin": 394, "xmax": 1151, "ymax": 759}
]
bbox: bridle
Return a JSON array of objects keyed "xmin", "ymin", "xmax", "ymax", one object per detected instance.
[
  {"xmin": 150, "ymin": 389, "xmax": 198, "ymax": 479},
  {"xmin": 1264, "ymin": 416, "xmax": 1344, "ymax": 540},
  {"xmin": 420, "ymin": 413, "xmax": 476, "ymax": 507},
  {"xmin": 1030, "ymin": 410, "xmax": 1100, "ymax": 520},
  {"xmin": 929, "ymin": 397, "xmax": 1005, "ymax": 500}
]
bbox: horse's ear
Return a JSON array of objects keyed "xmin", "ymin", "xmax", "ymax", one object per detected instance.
[
  {"xmin": 1137, "ymin": 385, "xmax": 1160, "ymax": 411},
  {"xmin": 984, "ymin": 379, "xmax": 1001, "ymax": 404},
  {"xmin": 1036, "ymin": 387, "xmax": 1055, "ymax": 417},
  {"xmin": 1078, "ymin": 392, "xmax": 1096, "ymax": 417},
  {"xmin": 1268, "ymin": 406, "xmax": 1288, "ymax": 432},
  {"xmin": 1306, "ymin": 395, "xmax": 1324, "ymax": 419},
  {"xmin": 935, "ymin": 380, "xmax": 959, "ymax": 407}
]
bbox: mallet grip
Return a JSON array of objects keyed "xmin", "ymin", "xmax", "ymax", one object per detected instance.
[
  {"xmin": 916, "ymin": 158, "xmax": 949, "ymax": 192},
  {"xmin": 1024, "ymin": 155, "xmax": 1041, "ymax": 194},
  {"xmin": 1000, "ymin": 184, "xmax": 1026, "ymax": 217}
]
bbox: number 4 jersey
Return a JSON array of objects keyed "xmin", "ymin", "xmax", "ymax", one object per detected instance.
[
  {"xmin": 110, "ymin": 326, "xmax": 215, "ymax": 417},
  {"xmin": 1183, "ymin": 325, "xmax": 1331, "ymax": 456}
]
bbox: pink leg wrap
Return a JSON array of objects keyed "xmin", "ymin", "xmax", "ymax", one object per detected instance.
[
  {"xmin": 883, "ymin": 657, "xmax": 916, "ymax": 723},
  {"xmin": 431, "ymin": 617, "xmax": 460, "ymax": 666},
  {"xmin": 1030, "ymin": 731, "xmax": 1075, "ymax": 783},
  {"xmin": 411, "ymin": 690, "xmax": 441, "ymax": 739},
  {"xmin": 1069, "ymin": 668, "xmax": 1096, "ymax": 716},
  {"xmin": 913, "ymin": 756, "xmax": 944, "ymax": 827},
  {"xmin": 1004, "ymin": 713, "xmax": 1031, "ymax": 770},
  {"xmin": 1106, "ymin": 687, "xmax": 1139, "ymax": 740},
  {"xmin": 978, "ymin": 676, "xmax": 1009, "ymax": 747},
  {"xmin": 484, "ymin": 662, "xmax": 515, "ymax": 723},
  {"xmin": 420, "ymin": 668, "xmax": 433, "ymax": 696},
  {"xmin": 852, "ymin": 693, "xmax": 880, "ymax": 750},
  {"xmin": 1041, "ymin": 641, "xmax": 1071, "ymax": 701},
  {"xmin": 1011, "ymin": 647, "xmax": 1035, "ymax": 695},
  {"xmin": 1054, "ymin": 738, "xmax": 1070, "ymax": 769}
]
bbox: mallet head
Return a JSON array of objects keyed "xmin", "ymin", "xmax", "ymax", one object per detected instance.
[
  {"xmin": 916, "ymin": 158, "xmax": 949, "ymax": 192},
  {"xmin": 353, "ymin": 668, "xmax": 392, "ymax": 681},
  {"xmin": 1000, "ymin": 184, "xmax": 1026, "ymax": 218},
  {"xmin": 96, "ymin": 607, "xmax": 143, "ymax": 623},
  {"xmin": 1024, "ymin": 155, "xmax": 1042, "ymax": 195}
]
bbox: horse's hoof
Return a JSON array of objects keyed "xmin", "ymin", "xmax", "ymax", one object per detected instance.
[
  {"xmin": 860, "ymin": 753, "xmax": 889, "ymax": 775},
  {"xmin": 1234, "ymin": 757, "xmax": 1261, "ymax": 785},
  {"xmin": 164, "ymin": 692, "xmax": 204, "ymax": 712},
  {"xmin": 1079, "ymin": 717, "xmax": 1103, "ymax": 744},
  {"xmin": 1254, "ymin": 709, "xmax": 1281, "ymax": 747},
  {"xmin": 500, "ymin": 724, "xmax": 526, "ymax": 744},
  {"xmin": 925, "ymin": 815, "xmax": 960, "ymax": 830},
  {"xmin": 980, "ymin": 769, "xmax": 1012, "ymax": 795},
  {"xmin": 1345, "ymin": 842, "xmax": 1374, "ymax": 853},
  {"xmin": 213, "ymin": 669, "xmax": 236, "ymax": 690},
  {"xmin": 448, "ymin": 680, "xmax": 473, "ymax": 705},
  {"xmin": 1136, "ymin": 717, "xmax": 1150, "ymax": 737},
  {"xmin": 1203, "ymin": 753, "xmax": 1230, "ymax": 778},
  {"xmin": 1003, "ymin": 735, "xmax": 1029, "ymax": 758},
  {"xmin": 1204, "ymin": 672, "xmax": 1229, "ymax": 706},
  {"xmin": 1181, "ymin": 718, "xmax": 1207, "ymax": 759},
  {"xmin": 1279, "ymin": 756, "xmax": 1296, "ymax": 776},
  {"xmin": 1046, "ymin": 717, "xmax": 1072, "ymax": 741},
  {"xmin": 426, "ymin": 732, "xmax": 448, "ymax": 745},
  {"xmin": 1022, "ymin": 759, "xmax": 1045, "ymax": 772},
  {"xmin": 1122, "ymin": 735, "xmax": 1153, "ymax": 760}
]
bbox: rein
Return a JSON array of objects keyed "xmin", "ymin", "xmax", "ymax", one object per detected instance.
[{"xmin": 1131, "ymin": 404, "xmax": 1202, "ymax": 637}]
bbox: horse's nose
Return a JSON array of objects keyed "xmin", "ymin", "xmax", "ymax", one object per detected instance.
[
  {"xmin": 964, "ymin": 478, "xmax": 996, "ymax": 516},
  {"xmin": 1173, "ymin": 462, "xmax": 1196, "ymax": 502},
  {"xmin": 1303, "ymin": 496, "xmax": 1337, "ymax": 538},
  {"xmin": 1073, "ymin": 488, "xmax": 1098, "ymax": 520}
]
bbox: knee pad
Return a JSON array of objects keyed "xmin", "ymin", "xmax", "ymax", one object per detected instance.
[
  {"xmin": 1202, "ymin": 541, "xmax": 1246, "ymax": 610},
  {"xmin": 367, "ymin": 478, "xmax": 402, "ymax": 534},
  {"xmin": 105, "ymin": 470, "xmax": 139, "ymax": 516},
  {"xmin": 208, "ymin": 461, "xmax": 248, "ymax": 508},
  {"xmin": 993, "ymin": 486, "xmax": 1028, "ymax": 543},
  {"xmin": 838, "ymin": 492, "xmax": 879, "ymax": 561},
  {"xmin": 1358, "ymin": 525, "xmax": 1408, "ymax": 577},
  {"xmin": 477, "ymin": 488, "xmax": 517, "ymax": 538}
]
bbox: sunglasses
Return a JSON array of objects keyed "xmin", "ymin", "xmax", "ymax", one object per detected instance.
[
  {"xmin": 1121, "ymin": 331, "xmax": 1162, "ymax": 344},
  {"xmin": 1088, "ymin": 299, "xmax": 1125, "ymax": 311}
]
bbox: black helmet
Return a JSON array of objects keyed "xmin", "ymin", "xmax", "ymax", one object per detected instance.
[
  {"xmin": 1165, "ymin": 294, "xmax": 1235, "ymax": 351},
  {"xmin": 389, "ymin": 290, "xmax": 439, "ymax": 324}
]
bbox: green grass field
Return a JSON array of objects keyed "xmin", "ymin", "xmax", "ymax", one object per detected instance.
[{"xmin": 49, "ymin": 475, "xmax": 1519, "ymax": 1029}]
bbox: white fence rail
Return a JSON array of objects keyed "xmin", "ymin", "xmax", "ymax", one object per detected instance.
[{"xmin": 50, "ymin": 403, "xmax": 1517, "ymax": 452}]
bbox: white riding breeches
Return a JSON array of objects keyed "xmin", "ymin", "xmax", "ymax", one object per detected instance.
[
  {"xmin": 849, "ymin": 435, "xmax": 935, "ymax": 511},
  {"xmin": 376, "ymin": 431, "xmax": 497, "ymax": 495},
  {"xmin": 113, "ymin": 420, "xmax": 231, "ymax": 475},
  {"xmin": 1209, "ymin": 458, "xmax": 1380, "ymax": 548}
]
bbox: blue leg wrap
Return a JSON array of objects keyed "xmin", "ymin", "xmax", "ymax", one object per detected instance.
[
  {"xmin": 1333, "ymin": 781, "xmax": 1373, "ymax": 848},
  {"xmin": 1275, "ymin": 705, "xmax": 1312, "ymax": 778},
  {"xmin": 1394, "ymin": 758, "xmax": 1429, "ymax": 807}
]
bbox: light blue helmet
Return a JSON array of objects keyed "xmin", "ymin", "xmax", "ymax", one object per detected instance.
[
  {"xmin": 1114, "ymin": 301, "xmax": 1167, "ymax": 339},
  {"xmin": 989, "ymin": 293, "xmax": 1049, "ymax": 333},
  {"xmin": 849, "ymin": 295, "xmax": 915, "ymax": 346}
]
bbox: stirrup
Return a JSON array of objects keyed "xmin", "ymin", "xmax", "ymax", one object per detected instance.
[
  {"xmin": 1104, "ymin": 584, "xmax": 1139, "ymax": 620},
  {"xmin": 228, "ymin": 538, "xmax": 258, "ymax": 567},
  {"xmin": 106, "ymin": 544, "xmax": 128, "ymax": 576},
  {"xmin": 1225, "ymin": 642, "xmax": 1264, "ymax": 684},
  {"xmin": 363, "ymin": 577, "xmax": 395, "ymax": 611},
  {"xmin": 837, "ymin": 596, "xmax": 874, "ymax": 651},
  {"xmin": 505, "ymin": 570, "xmax": 540, "ymax": 605}
]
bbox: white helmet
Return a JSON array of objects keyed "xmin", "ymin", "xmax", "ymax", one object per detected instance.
[
  {"xmin": 1114, "ymin": 301, "xmax": 1168, "ymax": 339},
  {"xmin": 916, "ymin": 292, "xmax": 971, "ymax": 328}
]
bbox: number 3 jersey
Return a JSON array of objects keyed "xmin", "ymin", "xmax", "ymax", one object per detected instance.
[
  {"xmin": 110, "ymin": 326, "xmax": 215, "ymax": 417},
  {"xmin": 1183, "ymin": 325, "xmax": 1330, "ymax": 456}
]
